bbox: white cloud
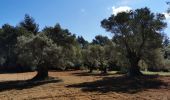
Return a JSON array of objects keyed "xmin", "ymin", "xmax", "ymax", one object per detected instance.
[
  {"xmin": 112, "ymin": 6, "xmax": 132, "ymax": 15},
  {"xmin": 163, "ymin": 12, "xmax": 170, "ymax": 20},
  {"xmin": 163, "ymin": 12, "xmax": 170, "ymax": 23}
]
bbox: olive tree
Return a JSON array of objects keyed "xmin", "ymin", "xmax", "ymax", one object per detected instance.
[
  {"xmin": 101, "ymin": 7, "xmax": 167, "ymax": 76},
  {"xmin": 17, "ymin": 33, "xmax": 62, "ymax": 80},
  {"xmin": 82, "ymin": 45, "xmax": 100, "ymax": 73},
  {"xmin": 82, "ymin": 45, "xmax": 111, "ymax": 73}
]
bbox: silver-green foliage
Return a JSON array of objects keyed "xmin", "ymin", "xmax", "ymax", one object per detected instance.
[{"xmin": 17, "ymin": 33, "xmax": 63, "ymax": 70}]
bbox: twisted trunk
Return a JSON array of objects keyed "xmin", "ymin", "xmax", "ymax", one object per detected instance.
[
  {"xmin": 33, "ymin": 64, "xmax": 48, "ymax": 80},
  {"xmin": 128, "ymin": 63, "xmax": 142, "ymax": 77},
  {"xmin": 100, "ymin": 62, "xmax": 107, "ymax": 74},
  {"xmin": 89, "ymin": 64, "xmax": 93, "ymax": 73},
  {"xmin": 127, "ymin": 53, "xmax": 142, "ymax": 77},
  {"xmin": 102, "ymin": 67, "xmax": 107, "ymax": 74}
]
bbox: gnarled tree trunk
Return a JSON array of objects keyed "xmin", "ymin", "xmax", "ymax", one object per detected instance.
[
  {"xmin": 102, "ymin": 67, "xmax": 107, "ymax": 74},
  {"xmin": 100, "ymin": 63, "xmax": 107, "ymax": 74},
  {"xmin": 89, "ymin": 65, "xmax": 93, "ymax": 73},
  {"xmin": 33, "ymin": 64, "xmax": 48, "ymax": 80},
  {"xmin": 128, "ymin": 65, "xmax": 142, "ymax": 77},
  {"xmin": 127, "ymin": 53, "xmax": 143, "ymax": 77}
]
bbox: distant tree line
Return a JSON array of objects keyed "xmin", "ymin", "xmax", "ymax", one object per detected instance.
[{"xmin": 0, "ymin": 7, "xmax": 170, "ymax": 79}]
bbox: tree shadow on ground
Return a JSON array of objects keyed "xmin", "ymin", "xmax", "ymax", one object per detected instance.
[
  {"xmin": 67, "ymin": 75, "xmax": 168, "ymax": 94},
  {"xmin": 0, "ymin": 77, "xmax": 62, "ymax": 92},
  {"xmin": 72, "ymin": 71, "xmax": 117, "ymax": 76}
]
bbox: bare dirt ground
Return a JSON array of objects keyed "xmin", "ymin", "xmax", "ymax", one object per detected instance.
[{"xmin": 0, "ymin": 70, "xmax": 169, "ymax": 100}]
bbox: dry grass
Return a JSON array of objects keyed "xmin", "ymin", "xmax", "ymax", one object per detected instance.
[{"xmin": 142, "ymin": 71, "xmax": 170, "ymax": 76}]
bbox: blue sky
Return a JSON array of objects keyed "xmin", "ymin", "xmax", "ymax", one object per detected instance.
[{"xmin": 0, "ymin": 0, "xmax": 169, "ymax": 41}]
